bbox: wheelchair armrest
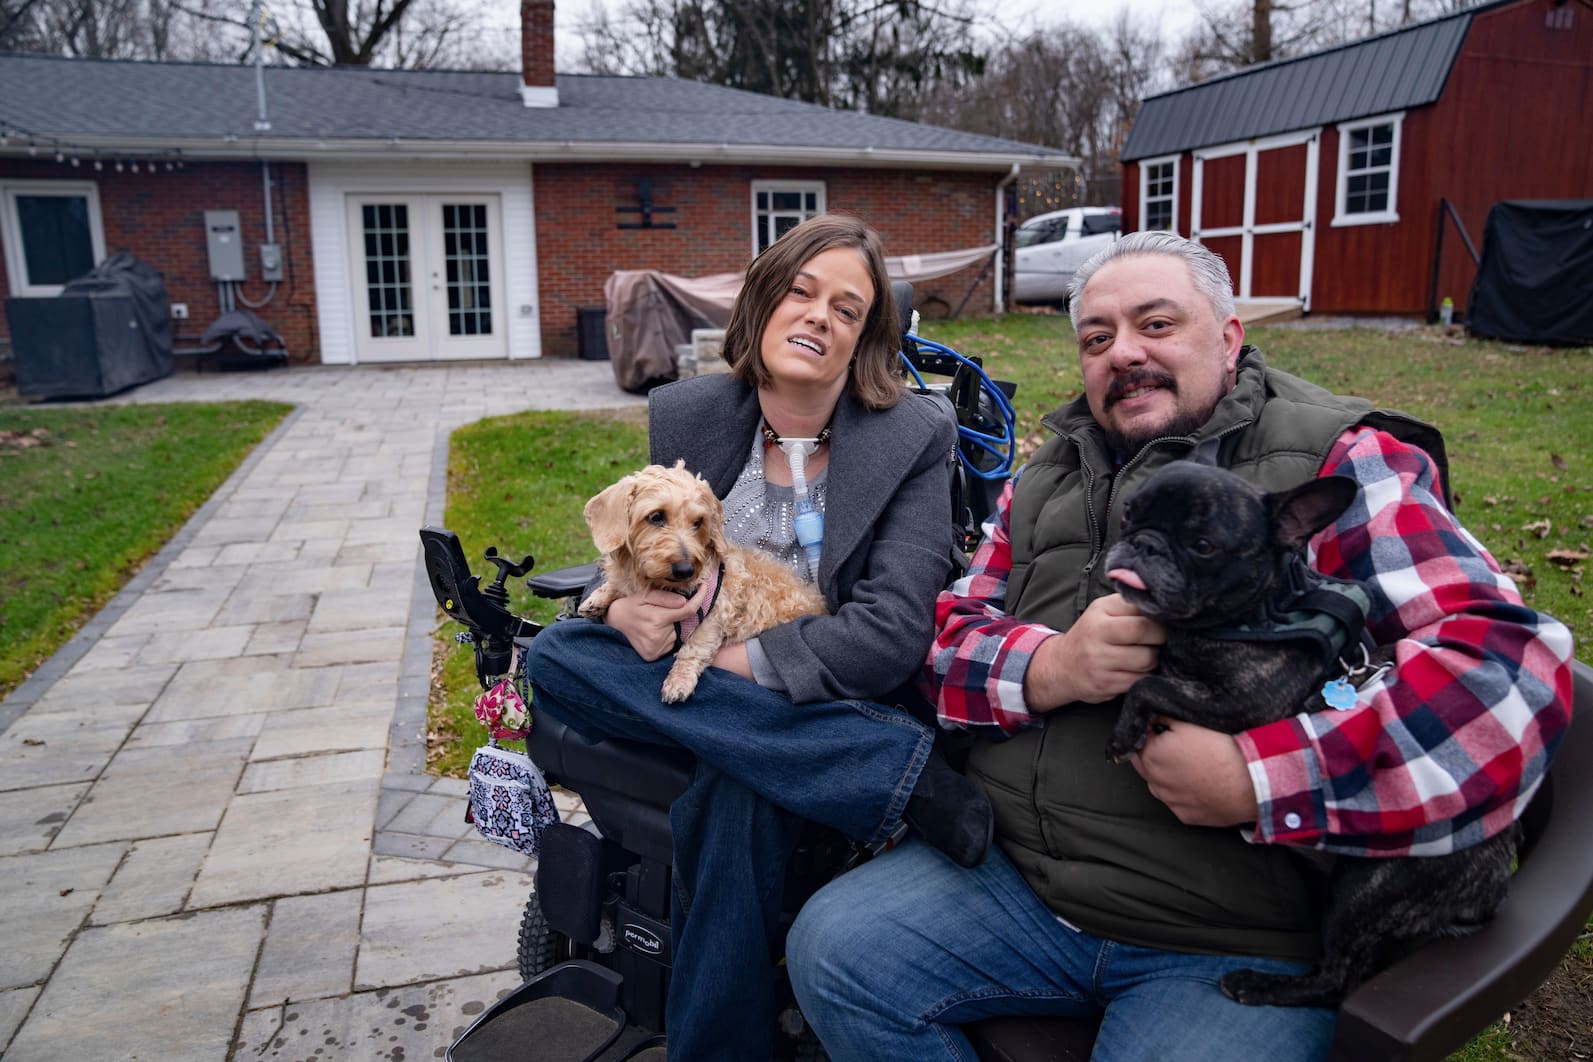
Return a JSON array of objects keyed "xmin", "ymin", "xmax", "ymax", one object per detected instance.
[{"xmin": 528, "ymin": 561, "xmax": 601, "ymax": 601}]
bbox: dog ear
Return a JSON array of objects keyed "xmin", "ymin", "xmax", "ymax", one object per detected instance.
[
  {"xmin": 705, "ymin": 489, "xmax": 728, "ymax": 556},
  {"xmin": 584, "ymin": 475, "xmax": 637, "ymax": 554},
  {"xmin": 1267, "ymin": 476, "xmax": 1359, "ymax": 551}
]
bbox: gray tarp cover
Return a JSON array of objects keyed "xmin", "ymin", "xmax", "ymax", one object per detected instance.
[
  {"xmin": 603, "ymin": 245, "xmax": 997, "ymax": 393},
  {"xmin": 1467, "ymin": 200, "xmax": 1593, "ymax": 345}
]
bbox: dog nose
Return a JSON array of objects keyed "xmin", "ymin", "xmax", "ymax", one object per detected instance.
[{"xmin": 671, "ymin": 561, "xmax": 696, "ymax": 582}]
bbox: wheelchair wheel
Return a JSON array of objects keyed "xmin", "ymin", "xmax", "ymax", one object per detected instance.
[{"xmin": 518, "ymin": 891, "xmax": 569, "ymax": 981}]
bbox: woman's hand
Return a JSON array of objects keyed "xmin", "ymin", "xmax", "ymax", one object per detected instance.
[{"xmin": 605, "ymin": 584, "xmax": 709, "ymax": 661}]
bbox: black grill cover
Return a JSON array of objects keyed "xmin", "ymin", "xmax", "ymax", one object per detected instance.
[
  {"xmin": 1467, "ymin": 200, "xmax": 1593, "ymax": 345},
  {"xmin": 6, "ymin": 252, "xmax": 174, "ymax": 399}
]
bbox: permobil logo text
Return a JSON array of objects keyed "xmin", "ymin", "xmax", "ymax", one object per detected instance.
[{"xmin": 623, "ymin": 924, "xmax": 662, "ymax": 955}]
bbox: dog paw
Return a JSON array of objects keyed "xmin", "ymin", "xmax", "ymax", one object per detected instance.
[
  {"xmin": 661, "ymin": 674, "xmax": 697, "ymax": 703},
  {"xmin": 1218, "ymin": 969, "xmax": 1277, "ymax": 1007},
  {"xmin": 1219, "ymin": 968, "xmax": 1336, "ymax": 1009},
  {"xmin": 1103, "ymin": 733, "xmax": 1145, "ymax": 764}
]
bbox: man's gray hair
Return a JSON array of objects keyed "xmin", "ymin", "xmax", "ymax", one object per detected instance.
[{"xmin": 1067, "ymin": 231, "xmax": 1236, "ymax": 331}]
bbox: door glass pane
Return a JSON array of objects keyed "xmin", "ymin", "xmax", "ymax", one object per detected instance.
[
  {"xmin": 17, "ymin": 194, "xmax": 94, "ymax": 286},
  {"xmin": 442, "ymin": 202, "xmax": 492, "ymax": 337},
  {"xmin": 362, "ymin": 203, "xmax": 413, "ymax": 337}
]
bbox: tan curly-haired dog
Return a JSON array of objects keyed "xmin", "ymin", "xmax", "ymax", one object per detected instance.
[{"xmin": 577, "ymin": 460, "xmax": 827, "ymax": 703}]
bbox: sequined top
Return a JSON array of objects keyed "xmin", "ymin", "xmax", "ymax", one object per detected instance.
[{"xmin": 721, "ymin": 432, "xmax": 828, "ymax": 583}]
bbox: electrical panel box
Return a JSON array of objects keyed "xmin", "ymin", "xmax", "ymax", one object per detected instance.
[
  {"xmin": 203, "ymin": 210, "xmax": 246, "ymax": 281},
  {"xmin": 259, "ymin": 243, "xmax": 284, "ymax": 283}
]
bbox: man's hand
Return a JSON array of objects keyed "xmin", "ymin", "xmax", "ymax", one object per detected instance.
[
  {"xmin": 1023, "ymin": 594, "xmax": 1164, "ymax": 711},
  {"xmin": 605, "ymin": 584, "xmax": 709, "ymax": 661},
  {"xmin": 1131, "ymin": 719, "xmax": 1259, "ymax": 827}
]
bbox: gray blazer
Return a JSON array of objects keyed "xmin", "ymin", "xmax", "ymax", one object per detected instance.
[{"xmin": 649, "ymin": 373, "xmax": 957, "ymax": 704}]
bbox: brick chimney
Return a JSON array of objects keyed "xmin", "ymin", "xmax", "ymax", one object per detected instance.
[{"xmin": 520, "ymin": 0, "xmax": 557, "ymax": 108}]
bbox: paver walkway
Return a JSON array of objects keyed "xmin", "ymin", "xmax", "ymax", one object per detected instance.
[{"xmin": 0, "ymin": 362, "xmax": 646, "ymax": 1061}]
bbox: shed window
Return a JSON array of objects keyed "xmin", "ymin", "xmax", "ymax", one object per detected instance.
[
  {"xmin": 1140, "ymin": 157, "xmax": 1178, "ymax": 231},
  {"xmin": 1333, "ymin": 114, "xmax": 1402, "ymax": 227},
  {"xmin": 751, "ymin": 182, "xmax": 825, "ymax": 256},
  {"xmin": 1, "ymin": 181, "xmax": 107, "ymax": 295}
]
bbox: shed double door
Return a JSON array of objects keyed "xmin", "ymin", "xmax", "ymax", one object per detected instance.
[
  {"xmin": 1192, "ymin": 132, "xmax": 1320, "ymax": 310},
  {"xmin": 346, "ymin": 194, "xmax": 506, "ymax": 362}
]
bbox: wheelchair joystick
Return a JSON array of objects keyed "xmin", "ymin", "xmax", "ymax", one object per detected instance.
[{"xmin": 482, "ymin": 546, "xmax": 535, "ymax": 607}]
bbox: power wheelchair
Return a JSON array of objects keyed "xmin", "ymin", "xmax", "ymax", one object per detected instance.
[{"xmin": 424, "ymin": 290, "xmax": 1593, "ymax": 1061}]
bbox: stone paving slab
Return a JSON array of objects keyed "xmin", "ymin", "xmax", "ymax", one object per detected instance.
[
  {"xmin": 249, "ymin": 889, "xmax": 363, "ymax": 1008},
  {"xmin": 293, "ymin": 626, "xmax": 406, "ymax": 669},
  {"xmin": 355, "ymin": 869, "xmax": 537, "ymax": 989},
  {"xmin": 235, "ymin": 969, "xmax": 520, "ymax": 1062},
  {"xmin": 5, "ymin": 904, "xmax": 266, "ymax": 1062},
  {"xmin": 50, "ymin": 738, "xmax": 251, "ymax": 848},
  {"xmin": 145, "ymin": 661, "xmax": 341, "ymax": 722},
  {"xmin": 0, "ymin": 711, "xmax": 133, "ymax": 790},
  {"xmin": 188, "ymin": 778, "xmax": 378, "ymax": 908},
  {"xmin": 89, "ymin": 832, "xmax": 213, "ymax": 925},
  {"xmin": 0, "ymin": 782, "xmax": 90, "ymax": 857},
  {"xmin": 251, "ymin": 700, "xmax": 393, "ymax": 760},
  {"xmin": 239, "ymin": 749, "xmax": 387, "ymax": 794},
  {"xmin": 0, "ymin": 841, "xmax": 125, "ymax": 990},
  {"xmin": 125, "ymin": 711, "xmax": 267, "ymax": 749},
  {"xmin": 0, "ymin": 985, "xmax": 40, "ymax": 1054}
]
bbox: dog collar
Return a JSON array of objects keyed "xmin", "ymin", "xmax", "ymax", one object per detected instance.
[{"xmin": 671, "ymin": 562, "xmax": 724, "ymax": 651}]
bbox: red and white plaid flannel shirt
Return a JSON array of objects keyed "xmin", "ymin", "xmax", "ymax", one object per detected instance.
[{"xmin": 923, "ymin": 427, "xmax": 1575, "ymax": 857}]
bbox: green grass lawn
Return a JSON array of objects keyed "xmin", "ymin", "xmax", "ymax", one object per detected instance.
[{"xmin": 0, "ymin": 400, "xmax": 292, "ymax": 698}]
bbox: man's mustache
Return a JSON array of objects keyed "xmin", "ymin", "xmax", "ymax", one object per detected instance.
[{"xmin": 1105, "ymin": 370, "xmax": 1178, "ymax": 408}]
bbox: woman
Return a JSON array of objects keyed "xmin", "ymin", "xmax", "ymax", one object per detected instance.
[{"xmin": 525, "ymin": 213, "xmax": 992, "ymax": 1060}]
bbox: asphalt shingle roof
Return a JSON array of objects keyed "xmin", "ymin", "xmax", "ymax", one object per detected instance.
[
  {"xmin": 1120, "ymin": 4, "xmax": 1481, "ymax": 162},
  {"xmin": 0, "ymin": 53, "xmax": 1067, "ymax": 163}
]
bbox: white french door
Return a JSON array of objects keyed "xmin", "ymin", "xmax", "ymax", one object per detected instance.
[{"xmin": 347, "ymin": 194, "xmax": 506, "ymax": 362}]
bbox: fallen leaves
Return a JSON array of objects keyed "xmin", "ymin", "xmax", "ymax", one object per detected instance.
[{"xmin": 0, "ymin": 427, "xmax": 50, "ymax": 450}]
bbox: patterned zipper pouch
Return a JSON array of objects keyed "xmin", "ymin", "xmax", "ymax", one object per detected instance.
[{"xmin": 465, "ymin": 744, "xmax": 559, "ymax": 856}]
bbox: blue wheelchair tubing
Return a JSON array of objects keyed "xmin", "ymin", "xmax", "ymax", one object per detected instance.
[{"xmin": 899, "ymin": 334, "xmax": 1018, "ymax": 480}]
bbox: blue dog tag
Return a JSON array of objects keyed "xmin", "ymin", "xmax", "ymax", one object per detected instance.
[{"xmin": 1321, "ymin": 678, "xmax": 1359, "ymax": 710}]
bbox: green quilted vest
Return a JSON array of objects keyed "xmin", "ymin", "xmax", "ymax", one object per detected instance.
[{"xmin": 967, "ymin": 349, "xmax": 1447, "ymax": 961}]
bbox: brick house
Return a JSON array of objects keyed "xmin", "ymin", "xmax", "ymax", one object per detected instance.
[
  {"xmin": 0, "ymin": 2, "xmax": 1075, "ymax": 366},
  {"xmin": 1117, "ymin": 0, "xmax": 1593, "ymax": 319}
]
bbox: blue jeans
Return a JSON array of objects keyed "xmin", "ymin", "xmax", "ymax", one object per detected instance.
[
  {"xmin": 524, "ymin": 619, "xmax": 934, "ymax": 1061},
  {"xmin": 787, "ymin": 840, "xmax": 1336, "ymax": 1062}
]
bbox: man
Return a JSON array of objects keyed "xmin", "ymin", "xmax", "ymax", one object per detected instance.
[{"xmin": 785, "ymin": 232, "xmax": 1574, "ymax": 1060}]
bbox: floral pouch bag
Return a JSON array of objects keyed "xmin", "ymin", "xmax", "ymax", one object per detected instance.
[{"xmin": 464, "ymin": 677, "xmax": 558, "ymax": 856}]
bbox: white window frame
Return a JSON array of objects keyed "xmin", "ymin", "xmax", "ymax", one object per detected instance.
[
  {"xmin": 750, "ymin": 180, "xmax": 826, "ymax": 257},
  {"xmin": 1138, "ymin": 155, "xmax": 1179, "ymax": 232},
  {"xmin": 0, "ymin": 180, "xmax": 108, "ymax": 295},
  {"xmin": 1332, "ymin": 112, "xmax": 1403, "ymax": 227}
]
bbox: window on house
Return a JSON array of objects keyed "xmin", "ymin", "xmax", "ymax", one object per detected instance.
[
  {"xmin": 751, "ymin": 182, "xmax": 825, "ymax": 256},
  {"xmin": 1141, "ymin": 158, "xmax": 1177, "ymax": 231},
  {"xmin": 1, "ymin": 182, "xmax": 106, "ymax": 295},
  {"xmin": 1334, "ymin": 115, "xmax": 1402, "ymax": 226}
]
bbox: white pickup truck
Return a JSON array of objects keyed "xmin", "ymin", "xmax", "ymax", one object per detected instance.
[{"xmin": 1011, "ymin": 206, "xmax": 1122, "ymax": 308}]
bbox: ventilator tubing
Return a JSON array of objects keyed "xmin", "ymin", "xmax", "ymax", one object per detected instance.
[{"xmin": 780, "ymin": 439, "xmax": 824, "ymax": 580}]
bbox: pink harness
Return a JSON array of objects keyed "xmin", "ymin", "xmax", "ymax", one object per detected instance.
[{"xmin": 672, "ymin": 562, "xmax": 724, "ymax": 650}]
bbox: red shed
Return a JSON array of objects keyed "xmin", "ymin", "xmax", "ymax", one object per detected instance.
[{"xmin": 1118, "ymin": 0, "xmax": 1593, "ymax": 320}]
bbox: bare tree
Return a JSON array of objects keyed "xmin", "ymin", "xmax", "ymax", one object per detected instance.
[
  {"xmin": 0, "ymin": 0, "xmax": 512, "ymax": 68},
  {"xmin": 1174, "ymin": 0, "xmax": 1485, "ymax": 82},
  {"xmin": 576, "ymin": 0, "xmax": 983, "ymax": 118}
]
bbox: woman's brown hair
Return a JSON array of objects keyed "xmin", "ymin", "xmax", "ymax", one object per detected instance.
[{"xmin": 723, "ymin": 213, "xmax": 903, "ymax": 410}]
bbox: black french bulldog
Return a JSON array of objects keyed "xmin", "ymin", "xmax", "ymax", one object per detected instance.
[{"xmin": 1102, "ymin": 460, "xmax": 1518, "ymax": 1009}]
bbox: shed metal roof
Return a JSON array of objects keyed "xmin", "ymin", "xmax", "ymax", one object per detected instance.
[
  {"xmin": 1121, "ymin": 5, "xmax": 1483, "ymax": 162},
  {"xmin": 0, "ymin": 52, "xmax": 1076, "ymax": 170}
]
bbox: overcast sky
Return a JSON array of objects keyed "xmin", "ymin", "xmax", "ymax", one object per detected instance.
[{"xmin": 482, "ymin": 0, "xmax": 1206, "ymax": 70}]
